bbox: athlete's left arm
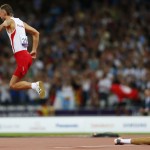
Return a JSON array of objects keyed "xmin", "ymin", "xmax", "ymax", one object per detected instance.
[{"xmin": 24, "ymin": 22, "xmax": 39, "ymax": 59}]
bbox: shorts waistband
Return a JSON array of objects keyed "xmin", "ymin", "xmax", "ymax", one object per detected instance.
[
  {"xmin": 14, "ymin": 50, "xmax": 30, "ymax": 61},
  {"xmin": 14, "ymin": 50, "xmax": 28, "ymax": 57}
]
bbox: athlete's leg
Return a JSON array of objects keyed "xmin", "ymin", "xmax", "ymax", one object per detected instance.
[
  {"xmin": 11, "ymin": 51, "xmax": 45, "ymax": 98},
  {"xmin": 114, "ymin": 137, "xmax": 150, "ymax": 145},
  {"xmin": 9, "ymin": 75, "xmax": 45, "ymax": 98},
  {"xmin": 9, "ymin": 75, "xmax": 31, "ymax": 90},
  {"xmin": 131, "ymin": 137, "xmax": 150, "ymax": 145}
]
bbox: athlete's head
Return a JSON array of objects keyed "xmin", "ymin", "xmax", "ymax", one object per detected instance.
[{"xmin": 0, "ymin": 4, "xmax": 14, "ymax": 20}]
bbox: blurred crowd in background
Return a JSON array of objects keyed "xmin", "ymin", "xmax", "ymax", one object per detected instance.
[{"xmin": 0, "ymin": 0, "xmax": 150, "ymax": 115}]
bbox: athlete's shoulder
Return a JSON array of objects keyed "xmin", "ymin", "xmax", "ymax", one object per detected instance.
[
  {"xmin": 10, "ymin": 17, "xmax": 21, "ymax": 21},
  {"xmin": 3, "ymin": 18, "xmax": 13, "ymax": 27}
]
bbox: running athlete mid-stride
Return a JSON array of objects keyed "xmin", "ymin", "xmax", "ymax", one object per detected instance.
[{"xmin": 0, "ymin": 4, "xmax": 45, "ymax": 99}]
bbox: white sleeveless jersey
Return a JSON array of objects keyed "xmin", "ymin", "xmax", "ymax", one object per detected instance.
[{"xmin": 6, "ymin": 17, "xmax": 28, "ymax": 53}]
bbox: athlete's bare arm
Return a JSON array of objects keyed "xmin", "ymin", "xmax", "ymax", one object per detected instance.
[
  {"xmin": 24, "ymin": 22, "xmax": 39, "ymax": 59},
  {"xmin": 0, "ymin": 19, "xmax": 12, "ymax": 31}
]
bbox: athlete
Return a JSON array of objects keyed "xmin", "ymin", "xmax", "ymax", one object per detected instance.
[
  {"xmin": 114, "ymin": 137, "xmax": 150, "ymax": 145},
  {"xmin": 0, "ymin": 4, "xmax": 45, "ymax": 99}
]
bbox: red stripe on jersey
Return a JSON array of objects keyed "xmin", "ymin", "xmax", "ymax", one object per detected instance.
[{"xmin": 10, "ymin": 29, "xmax": 16, "ymax": 53}]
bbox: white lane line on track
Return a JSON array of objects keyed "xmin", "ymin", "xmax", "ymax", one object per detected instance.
[
  {"xmin": 53, "ymin": 145, "xmax": 135, "ymax": 149},
  {"xmin": 53, "ymin": 147, "xmax": 72, "ymax": 149}
]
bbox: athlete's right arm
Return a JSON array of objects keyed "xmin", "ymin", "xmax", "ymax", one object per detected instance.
[{"xmin": 0, "ymin": 19, "xmax": 11, "ymax": 31}]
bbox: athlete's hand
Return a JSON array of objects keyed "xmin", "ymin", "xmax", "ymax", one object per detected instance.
[{"xmin": 30, "ymin": 51, "xmax": 37, "ymax": 59}]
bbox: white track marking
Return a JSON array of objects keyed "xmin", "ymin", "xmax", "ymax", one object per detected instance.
[
  {"xmin": 53, "ymin": 145, "xmax": 135, "ymax": 149},
  {"xmin": 53, "ymin": 146, "xmax": 73, "ymax": 149}
]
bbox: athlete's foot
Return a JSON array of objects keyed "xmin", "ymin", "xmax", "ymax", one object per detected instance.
[
  {"xmin": 114, "ymin": 138, "xmax": 124, "ymax": 145},
  {"xmin": 35, "ymin": 81, "xmax": 46, "ymax": 99}
]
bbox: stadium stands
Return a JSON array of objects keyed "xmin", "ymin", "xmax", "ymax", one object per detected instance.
[{"xmin": 0, "ymin": 0, "xmax": 149, "ymax": 116}]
